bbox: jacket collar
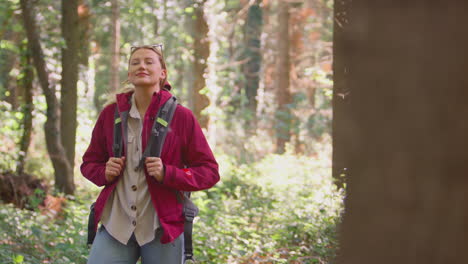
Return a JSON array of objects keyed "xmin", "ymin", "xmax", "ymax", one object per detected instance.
[{"xmin": 115, "ymin": 88, "xmax": 173, "ymax": 116}]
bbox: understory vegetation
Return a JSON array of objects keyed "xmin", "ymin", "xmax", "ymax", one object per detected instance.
[{"xmin": 0, "ymin": 148, "xmax": 343, "ymax": 264}]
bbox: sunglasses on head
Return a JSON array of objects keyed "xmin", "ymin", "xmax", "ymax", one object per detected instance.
[{"xmin": 130, "ymin": 44, "xmax": 163, "ymax": 54}]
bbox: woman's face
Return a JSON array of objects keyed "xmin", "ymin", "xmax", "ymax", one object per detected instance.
[{"xmin": 127, "ymin": 48, "xmax": 166, "ymax": 89}]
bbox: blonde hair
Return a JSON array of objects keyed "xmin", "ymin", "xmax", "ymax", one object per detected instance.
[{"xmin": 104, "ymin": 45, "xmax": 168, "ymax": 107}]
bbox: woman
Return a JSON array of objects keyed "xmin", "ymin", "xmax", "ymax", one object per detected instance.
[{"xmin": 81, "ymin": 44, "xmax": 220, "ymax": 263}]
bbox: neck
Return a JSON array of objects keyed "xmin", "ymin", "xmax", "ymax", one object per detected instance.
[{"xmin": 133, "ymin": 85, "xmax": 160, "ymax": 116}]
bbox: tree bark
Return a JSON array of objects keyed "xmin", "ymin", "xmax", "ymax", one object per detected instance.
[
  {"xmin": 191, "ymin": 1, "xmax": 210, "ymax": 129},
  {"xmin": 275, "ymin": 0, "xmax": 291, "ymax": 154},
  {"xmin": 16, "ymin": 44, "xmax": 34, "ymax": 175},
  {"xmin": 332, "ymin": 0, "xmax": 350, "ymax": 189},
  {"xmin": 242, "ymin": 1, "xmax": 262, "ymax": 132},
  {"xmin": 336, "ymin": 1, "xmax": 468, "ymax": 263},
  {"xmin": 1, "ymin": 25, "xmax": 21, "ymax": 108},
  {"xmin": 20, "ymin": 0, "xmax": 74, "ymax": 194},
  {"xmin": 78, "ymin": 0, "xmax": 91, "ymax": 66},
  {"xmin": 109, "ymin": 0, "xmax": 120, "ymax": 92},
  {"xmin": 289, "ymin": 2, "xmax": 309, "ymax": 154},
  {"xmin": 60, "ymin": 0, "xmax": 79, "ymax": 192}
]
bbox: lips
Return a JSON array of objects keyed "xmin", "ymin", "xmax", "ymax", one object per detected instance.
[{"xmin": 136, "ymin": 72, "xmax": 149, "ymax": 77}]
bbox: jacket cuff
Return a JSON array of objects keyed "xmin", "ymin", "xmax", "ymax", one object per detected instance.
[{"xmin": 162, "ymin": 164, "xmax": 176, "ymax": 186}]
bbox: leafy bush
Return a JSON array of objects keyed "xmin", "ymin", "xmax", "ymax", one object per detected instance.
[
  {"xmin": 0, "ymin": 151, "xmax": 342, "ymax": 264},
  {"xmin": 192, "ymin": 151, "xmax": 343, "ymax": 263},
  {"xmin": 0, "ymin": 196, "xmax": 90, "ymax": 264},
  {"xmin": 0, "ymin": 102, "xmax": 22, "ymax": 171}
]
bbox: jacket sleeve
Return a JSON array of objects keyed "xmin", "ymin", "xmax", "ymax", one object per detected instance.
[
  {"xmin": 80, "ymin": 108, "xmax": 111, "ymax": 187},
  {"xmin": 163, "ymin": 109, "xmax": 220, "ymax": 192}
]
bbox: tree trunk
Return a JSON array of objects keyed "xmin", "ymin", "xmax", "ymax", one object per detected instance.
[
  {"xmin": 332, "ymin": 0, "xmax": 350, "ymax": 189},
  {"xmin": 16, "ymin": 44, "xmax": 34, "ymax": 175},
  {"xmin": 20, "ymin": 0, "xmax": 74, "ymax": 194},
  {"xmin": 191, "ymin": 1, "xmax": 210, "ymax": 129},
  {"xmin": 336, "ymin": 2, "xmax": 468, "ymax": 263},
  {"xmin": 1, "ymin": 26, "xmax": 21, "ymax": 108},
  {"xmin": 78, "ymin": 0, "xmax": 91, "ymax": 66},
  {"xmin": 242, "ymin": 1, "xmax": 263, "ymax": 132},
  {"xmin": 60, "ymin": 0, "xmax": 79, "ymax": 191},
  {"xmin": 275, "ymin": 0, "xmax": 291, "ymax": 154},
  {"xmin": 109, "ymin": 0, "xmax": 120, "ymax": 92},
  {"xmin": 289, "ymin": 2, "xmax": 310, "ymax": 154}
]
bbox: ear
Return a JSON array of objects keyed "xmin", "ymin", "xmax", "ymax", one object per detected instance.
[{"xmin": 160, "ymin": 69, "xmax": 167, "ymax": 79}]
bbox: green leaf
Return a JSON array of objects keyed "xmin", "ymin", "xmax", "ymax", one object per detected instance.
[{"xmin": 13, "ymin": 254, "xmax": 24, "ymax": 264}]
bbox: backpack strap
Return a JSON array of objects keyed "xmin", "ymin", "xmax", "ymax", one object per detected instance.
[
  {"xmin": 135, "ymin": 96, "xmax": 178, "ymax": 170},
  {"xmin": 113, "ymin": 106, "xmax": 123, "ymax": 157},
  {"xmin": 183, "ymin": 192, "xmax": 199, "ymax": 263},
  {"xmin": 86, "ymin": 202, "xmax": 96, "ymax": 246}
]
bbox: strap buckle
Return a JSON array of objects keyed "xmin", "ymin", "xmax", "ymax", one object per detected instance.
[
  {"xmin": 184, "ymin": 201, "xmax": 199, "ymax": 222},
  {"xmin": 185, "ymin": 211, "xmax": 196, "ymax": 222},
  {"xmin": 184, "ymin": 254, "xmax": 197, "ymax": 264}
]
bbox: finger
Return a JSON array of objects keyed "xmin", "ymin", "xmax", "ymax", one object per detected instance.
[
  {"xmin": 108, "ymin": 157, "xmax": 120, "ymax": 164},
  {"xmin": 108, "ymin": 162, "xmax": 123, "ymax": 172},
  {"xmin": 146, "ymin": 163, "xmax": 162, "ymax": 172},
  {"xmin": 107, "ymin": 163, "xmax": 123, "ymax": 175},
  {"xmin": 148, "ymin": 166, "xmax": 161, "ymax": 175},
  {"xmin": 108, "ymin": 167, "xmax": 120, "ymax": 176},
  {"xmin": 113, "ymin": 157, "xmax": 125, "ymax": 167},
  {"xmin": 145, "ymin": 157, "xmax": 160, "ymax": 163},
  {"xmin": 109, "ymin": 157, "xmax": 125, "ymax": 167}
]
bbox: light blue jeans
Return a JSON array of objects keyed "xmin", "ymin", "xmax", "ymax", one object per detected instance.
[{"xmin": 87, "ymin": 226, "xmax": 184, "ymax": 264}]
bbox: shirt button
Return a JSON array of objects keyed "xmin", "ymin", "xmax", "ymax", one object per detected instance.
[
  {"xmin": 131, "ymin": 185, "xmax": 137, "ymax": 191},
  {"xmin": 131, "ymin": 205, "xmax": 136, "ymax": 211},
  {"xmin": 132, "ymin": 220, "xmax": 136, "ymax": 226}
]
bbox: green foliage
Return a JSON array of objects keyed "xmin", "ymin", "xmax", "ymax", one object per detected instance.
[
  {"xmin": 0, "ymin": 150, "xmax": 342, "ymax": 264},
  {"xmin": 0, "ymin": 102, "xmax": 22, "ymax": 171},
  {"xmin": 0, "ymin": 94, "xmax": 53, "ymax": 178},
  {"xmin": 0, "ymin": 197, "xmax": 89, "ymax": 264},
  {"xmin": 192, "ymin": 151, "xmax": 343, "ymax": 263}
]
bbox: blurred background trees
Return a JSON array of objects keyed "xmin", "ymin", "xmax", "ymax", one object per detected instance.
[
  {"xmin": 0, "ymin": 0, "xmax": 338, "ymax": 263},
  {"xmin": 0, "ymin": 0, "xmax": 333, "ymax": 189}
]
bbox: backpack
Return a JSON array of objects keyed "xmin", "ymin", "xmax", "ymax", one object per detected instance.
[{"xmin": 87, "ymin": 96, "xmax": 199, "ymax": 263}]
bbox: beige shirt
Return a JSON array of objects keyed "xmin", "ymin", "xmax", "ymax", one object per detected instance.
[{"xmin": 101, "ymin": 94, "xmax": 160, "ymax": 246}]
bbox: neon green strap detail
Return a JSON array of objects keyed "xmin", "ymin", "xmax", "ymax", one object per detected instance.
[
  {"xmin": 115, "ymin": 117, "xmax": 121, "ymax": 124},
  {"xmin": 157, "ymin": 117, "xmax": 168, "ymax": 127}
]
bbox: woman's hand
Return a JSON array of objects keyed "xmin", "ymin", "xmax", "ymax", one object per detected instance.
[
  {"xmin": 145, "ymin": 157, "xmax": 165, "ymax": 182},
  {"xmin": 105, "ymin": 157, "xmax": 126, "ymax": 182}
]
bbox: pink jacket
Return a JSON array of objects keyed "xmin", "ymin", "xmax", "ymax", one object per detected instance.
[{"xmin": 81, "ymin": 89, "xmax": 220, "ymax": 243}]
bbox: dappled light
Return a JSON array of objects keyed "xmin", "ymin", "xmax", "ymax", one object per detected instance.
[{"xmin": 0, "ymin": 0, "xmax": 335, "ymax": 263}]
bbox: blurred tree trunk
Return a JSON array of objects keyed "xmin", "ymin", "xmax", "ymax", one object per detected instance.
[
  {"xmin": 332, "ymin": 0, "xmax": 350, "ymax": 189},
  {"xmin": 60, "ymin": 0, "xmax": 79, "ymax": 191},
  {"xmin": 275, "ymin": 0, "xmax": 291, "ymax": 154},
  {"xmin": 242, "ymin": 0, "xmax": 262, "ymax": 132},
  {"xmin": 336, "ymin": 1, "xmax": 468, "ymax": 264},
  {"xmin": 191, "ymin": 0, "xmax": 210, "ymax": 129},
  {"xmin": 20, "ymin": 0, "xmax": 74, "ymax": 194},
  {"xmin": 1, "ymin": 26, "xmax": 21, "ymax": 109},
  {"xmin": 16, "ymin": 44, "xmax": 34, "ymax": 175},
  {"xmin": 78, "ymin": 0, "xmax": 91, "ymax": 66},
  {"xmin": 109, "ymin": 0, "xmax": 120, "ymax": 92},
  {"xmin": 289, "ymin": 2, "xmax": 311, "ymax": 154}
]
